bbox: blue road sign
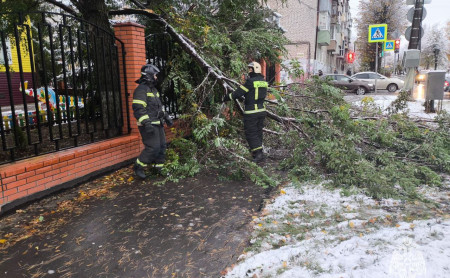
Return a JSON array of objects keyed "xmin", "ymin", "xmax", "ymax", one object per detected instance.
[
  {"xmin": 384, "ymin": 40, "xmax": 395, "ymax": 51},
  {"xmin": 368, "ymin": 24, "xmax": 387, "ymax": 43}
]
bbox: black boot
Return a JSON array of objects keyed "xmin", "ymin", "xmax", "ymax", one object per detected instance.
[
  {"xmin": 133, "ymin": 163, "xmax": 147, "ymax": 179},
  {"xmin": 253, "ymin": 149, "xmax": 265, "ymax": 163}
]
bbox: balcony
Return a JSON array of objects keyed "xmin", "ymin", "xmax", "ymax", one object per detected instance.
[{"xmin": 318, "ymin": 30, "xmax": 331, "ymax": 46}]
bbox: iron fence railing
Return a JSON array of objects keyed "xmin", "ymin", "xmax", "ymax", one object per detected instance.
[
  {"xmin": 0, "ymin": 12, "xmax": 129, "ymax": 164},
  {"xmin": 145, "ymin": 32, "xmax": 179, "ymax": 118}
]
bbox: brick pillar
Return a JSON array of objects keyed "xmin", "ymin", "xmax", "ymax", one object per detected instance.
[
  {"xmin": 275, "ymin": 61, "xmax": 281, "ymax": 85},
  {"xmin": 114, "ymin": 22, "xmax": 146, "ymax": 135}
]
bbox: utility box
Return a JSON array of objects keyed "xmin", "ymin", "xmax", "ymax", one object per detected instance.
[
  {"xmin": 402, "ymin": 49, "xmax": 421, "ymax": 68},
  {"xmin": 416, "ymin": 71, "xmax": 446, "ymax": 100}
]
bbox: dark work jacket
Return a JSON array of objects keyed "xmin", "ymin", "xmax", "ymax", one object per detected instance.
[
  {"xmin": 224, "ymin": 73, "xmax": 268, "ymax": 114},
  {"xmin": 132, "ymin": 80, "xmax": 164, "ymax": 126}
]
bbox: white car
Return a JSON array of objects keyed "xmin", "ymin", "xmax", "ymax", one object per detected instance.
[{"xmin": 351, "ymin": 72, "xmax": 404, "ymax": 92}]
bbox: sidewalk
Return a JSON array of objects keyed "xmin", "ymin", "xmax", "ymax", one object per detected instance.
[{"xmin": 0, "ymin": 166, "xmax": 269, "ymax": 277}]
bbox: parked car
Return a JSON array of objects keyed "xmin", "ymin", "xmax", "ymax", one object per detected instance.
[
  {"xmin": 351, "ymin": 72, "xmax": 404, "ymax": 92},
  {"xmin": 321, "ymin": 74, "xmax": 374, "ymax": 95}
]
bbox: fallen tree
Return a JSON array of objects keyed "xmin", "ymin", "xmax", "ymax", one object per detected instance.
[{"xmin": 109, "ymin": 7, "xmax": 450, "ymax": 200}]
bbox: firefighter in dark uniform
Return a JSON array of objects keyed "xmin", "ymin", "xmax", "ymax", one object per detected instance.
[
  {"xmin": 132, "ymin": 64, "xmax": 173, "ymax": 179},
  {"xmin": 223, "ymin": 61, "xmax": 267, "ymax": 163}
]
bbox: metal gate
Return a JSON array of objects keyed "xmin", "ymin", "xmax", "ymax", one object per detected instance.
[
  {"xmin": 145, "ymin": 32, "xmax": 178, "ymax": 117},
  {"xmin": 0, "ymin": 12, "xmax": 129, "ymax": 164}
]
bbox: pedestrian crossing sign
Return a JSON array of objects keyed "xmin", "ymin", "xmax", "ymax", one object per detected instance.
[
  {"xmin": 384, "ymin": 40, "xmax": 395, "ymax": 51},
  {"xmin": 368, "ymin": 24, "xmax": 387, "ymax": 43}
]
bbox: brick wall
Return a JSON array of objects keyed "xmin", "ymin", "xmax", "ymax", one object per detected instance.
[
  {"xmin": 0, "ymin": 22, "xmax": 190, "ymax": 214},
  {"xmin": 0, "ymin": 135, "xmax": 141, "ymax": 210},
  {"xmin": 266, "ymin": 0, "xmax": 318, "ymax": 60}
]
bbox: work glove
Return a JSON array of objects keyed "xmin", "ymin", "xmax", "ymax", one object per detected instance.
[
  {"xmin": 164, "ymin": 112, "xmax": 173, "ymax": 127},
  {"xmin": 143, "ymin": 121, "xmax": 154, "ymax": 134},
  {"xmin": 156, "ymin": 111, "xmax": 165, "ymax": 119}
]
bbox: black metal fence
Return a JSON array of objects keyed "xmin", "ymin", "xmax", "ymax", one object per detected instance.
[
  {"xmin": 0, "ymin": 12, "xmax": 128, "ymax": 164},
  {"xmin": 145, "ymin": 32, "xmax": 178, "ymax": 117}
]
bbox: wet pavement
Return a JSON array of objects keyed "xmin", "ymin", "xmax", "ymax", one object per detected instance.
[{"xmin": 0, "ymin": 165, "xmax": 271, "ymax": 277}]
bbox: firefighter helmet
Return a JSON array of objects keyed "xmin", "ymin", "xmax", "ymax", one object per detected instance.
[
  {"xmin": 247, "ymin": 61, "xmax": 262, "ymax": 74},
  {"xmin": 140, "ymin": 64, "xmax": 160, "ymax": 83}
]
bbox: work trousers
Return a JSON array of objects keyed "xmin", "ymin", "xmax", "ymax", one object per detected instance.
[
  {"xmin": 243, "ymin": 111, "xmax": 266, "ymax": 151},
  {"xmin": 137, "ymin": 125, "xmax": 166, "ymax": 165}
]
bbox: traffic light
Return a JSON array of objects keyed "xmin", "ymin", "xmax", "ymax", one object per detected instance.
[
  {"xmin": 346, "ymin": 51, "xmax": 355, "ymax": 63},
  {"xmin": 395, "ymin": 39, "xmax": 400, "ymax": 50}
]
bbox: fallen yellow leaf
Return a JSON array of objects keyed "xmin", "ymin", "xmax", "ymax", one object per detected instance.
[
  {"xmin": 283, "ymin": 261, "xmax": 287, "ymax": 268},
  {"xmin": 349, "ymin": 221, "xmax": 355, "ymax": 228},
  {"xmin": 127, "ymin": 176, "xmax": 134, "ymax": 182},
  {"xmin": 280, "ymin": 189, "xmax": 286, "ymax": 194},
  {"xmin": 0, "ymin": 239, "xmax": 7, "ymax": 244},
  {"xmin": 395, "ymin": 224, "xmax": 400, "ymax": 228}
]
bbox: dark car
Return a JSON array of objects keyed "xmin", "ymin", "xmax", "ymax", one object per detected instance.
[{"xmin": 321, "ymin": 74, "xmax": 374, "ymax": 95}]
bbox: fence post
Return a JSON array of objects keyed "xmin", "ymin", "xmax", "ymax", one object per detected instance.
[{"xmin": 114, "ymin": 22, "xmax": 146, "ymax": 135}]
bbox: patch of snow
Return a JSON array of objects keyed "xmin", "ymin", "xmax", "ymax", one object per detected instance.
[{"xmin": 224, "ymin": 184, "xmax": 450, "ymax": 278}]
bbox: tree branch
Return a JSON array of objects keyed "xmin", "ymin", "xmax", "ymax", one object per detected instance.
[
  {"xmin": 128, "ymin": 0, "xmax": 146, "ymax": 9},
  {"xmin": 44, "ymin": 0, "xmax": 78, "ymax": 16},
  {"xmin": 109, "ymin": 8, "xmax": 236, "ymax": 94}
]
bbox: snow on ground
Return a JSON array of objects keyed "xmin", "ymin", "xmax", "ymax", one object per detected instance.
[
  {"xmin": 343, "ymin": 94, "xmax": 450, "ymax": 120},
  {"xmin": 223, "ymin": 94, "xmax": 450, "ymax": 278},
  {"xmin": 224, "ymin": 182, "xmax": 450, "ymax": 278}
]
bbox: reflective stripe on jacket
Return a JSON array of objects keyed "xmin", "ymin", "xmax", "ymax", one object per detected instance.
[
  {"xmin": 226, "ymin": 73, "xmax": 268, "ymax": 114},
  {"xmin": 132, "ymin": 82, "xmax": 164, "ymax": 126}
]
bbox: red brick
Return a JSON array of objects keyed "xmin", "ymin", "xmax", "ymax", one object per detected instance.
[
  {"xmin": 88, "ymin": 156, "xmax": 103, "ymax": 163},
  {"xmin": 53, "ymin": 172, "xmax": 68, "ymax": 180},
  {"xmin": 52, "ymin": 161, "xmax": 68, "ymax": 170},
  {"xmin": 60, "ymin": 153, "xmax": 75, "ymax": 162},
  {"xmin": 26, "ymin": 162, "xmax": 44, "ymax": 171},
  {"xmin": 5, "ymin": 179, "xmax": 27, "ymax": 190},
  {"xmin": 74, "ymin": 150, "xmax": 88, "ymax": 158},
  {"xmin": 1, "ymin": 176, "xmax": 16, "ymax": 184},
  {"xmin": 35, "ymin": 165, "xmax": 53, "ymax": 175},
  {"xmin": 21, "ymin": 182, "xmax": 38, "ymax": 191},
  {"xmin": 59, "ymin": 175, "xmax": 73, "ymax": 184},
  {"xmin": 37, "ymin": 176, "xmax": 53, "ymax": 187},
  {"xmin": 17, "ymin": 171, "xmax": 36, "ymax": 180},
  {"xmin": 27, "ymin": 174, "xmax": 45, "ymax": 183},
  {"xmin": 4, "ymin": 166, "xmax": 26, "ymax": 177},
  {"xmin": 3, "ymin": 188, "xmax": 17, "ymax": 197},
  {"xmin": 60, "ymin": 164, "xmax": 75, "ymax": 172},
  {"xmin": 7, "ymin": 190, "xmax": 28, "ymax": 202},
  {"xmin": 44, "ymin": 179, "xmax": 62, "ymax": 189},
  {"xmin": 68, "ymin": 157, "xmax": 82, "ymax": 164},
  {"xmin": 44, "ymin": 168, "xmax": 60, "ymax": 178},
  {"xmin": 43, "ymin": 157, "xmax": 59, "ymax": 167},
  {"xmin": 28, "ymin": 184, "xmax": 46, "ymax": 194},
  {"xmin": 87, "ymin": 146, "xmax": 101, "ymax": 154}
]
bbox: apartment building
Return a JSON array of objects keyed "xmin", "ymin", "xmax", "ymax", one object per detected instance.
[
  {"xmin": 316, "ymin": 0, "xmax": 353, "ymax": 74},
  {"xmin": 265, "ymin": 0, "xmax": 352, "ymax": 81}
]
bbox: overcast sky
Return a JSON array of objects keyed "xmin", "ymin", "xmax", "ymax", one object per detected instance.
[{"xmin": 349, "ymin": 0, "xmax": 449, "ymax": 41}]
